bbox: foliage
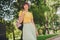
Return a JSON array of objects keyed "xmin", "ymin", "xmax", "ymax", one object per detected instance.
[
  {"xmin": 0, "ymin": 0, "xmax": 60, "ymax": 39},
  {"xmin": 0, "ymin": 0, "xmax": 18, "ymax": 21}
]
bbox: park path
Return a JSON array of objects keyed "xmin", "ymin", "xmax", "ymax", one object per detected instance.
[
  {"xmin": 47, "ymin": 35, "xmax": 60, "ymax": 40},
  {"xmin": 51, "ymin": 37, "xmax": 60, "ymax": 40}
]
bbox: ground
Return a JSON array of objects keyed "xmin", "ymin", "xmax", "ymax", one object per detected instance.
[{"xmin": 47, "ymin": 35, "xmax": 60, "ymax": 40}]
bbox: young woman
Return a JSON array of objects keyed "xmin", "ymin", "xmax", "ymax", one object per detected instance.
[{"xmin": 18, "ymin": 2, "xmax": 38, "ymax": 40}]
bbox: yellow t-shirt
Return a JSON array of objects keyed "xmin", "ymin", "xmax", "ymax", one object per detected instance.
[{"xmin": 19, "ymin": 11, "xmax": 33, "ymax": 23}]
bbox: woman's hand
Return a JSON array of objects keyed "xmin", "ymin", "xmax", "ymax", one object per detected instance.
[
  {"xmin": 16, "ymin": 20, "xmax": 21, "ymax": 28},
  {"xmin": 17, "ymin": 24, "xmax": 21, "ymax": 28}
]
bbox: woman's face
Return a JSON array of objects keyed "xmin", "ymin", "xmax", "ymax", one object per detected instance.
[{"xmin": 24, "ymin": 4, "xmax": 29, "ymax": 10}]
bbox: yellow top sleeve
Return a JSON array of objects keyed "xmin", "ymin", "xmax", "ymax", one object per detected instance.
[
  {"xmin": 19, "ymin": 11, "xmax": 22, "ymax": 17},
  {"xmin": 30, "ymin": 12, "xmax": 33, "ymax": 19}
]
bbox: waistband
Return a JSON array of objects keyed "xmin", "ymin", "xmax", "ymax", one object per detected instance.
[{"xmin": 23, "ymin": 22, "xmax": 32, "ymax": 24}]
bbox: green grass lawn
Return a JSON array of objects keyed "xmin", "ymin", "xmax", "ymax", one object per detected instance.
[{"xmin": 37, "ymin": 34, "xmax": 57, "ymax": 40}]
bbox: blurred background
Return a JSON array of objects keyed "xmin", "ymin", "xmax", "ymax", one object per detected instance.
[{"xmin": 0, "ymin": 0, "xmax": 60, "ymax": 40}]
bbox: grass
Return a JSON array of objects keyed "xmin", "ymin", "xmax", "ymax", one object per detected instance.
[{"xmin": 37, "ymin": 34, "xmax": 57, "ymax": 40}]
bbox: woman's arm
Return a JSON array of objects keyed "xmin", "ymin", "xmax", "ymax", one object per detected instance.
[
  {"xmin": 16, "ymin": 11, "xmax": 25, "ymax": 27},
  {"xmin": 16, "ymin": 16, "xmax": 23, "ymax": 27},
  {"xmin": 31, "ymin": 19, "xmax": 38, "ymax": 36},
  {"xmin": 18, "ymin": 11, "xmax": 25, "ymax": 24},
  {"xmin": 18, "ymin": 16, "xmax": 23, "ymax": 23}
]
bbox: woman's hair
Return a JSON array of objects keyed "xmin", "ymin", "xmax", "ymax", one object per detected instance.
[{"xmin": 22, "ymin": 2, "xmax": 29, "ymax": 9}]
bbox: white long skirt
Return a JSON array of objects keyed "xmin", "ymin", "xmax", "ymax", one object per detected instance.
[{"xmin": 23, "ymin": 23, "xmax": 37, "ymax": 40}]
